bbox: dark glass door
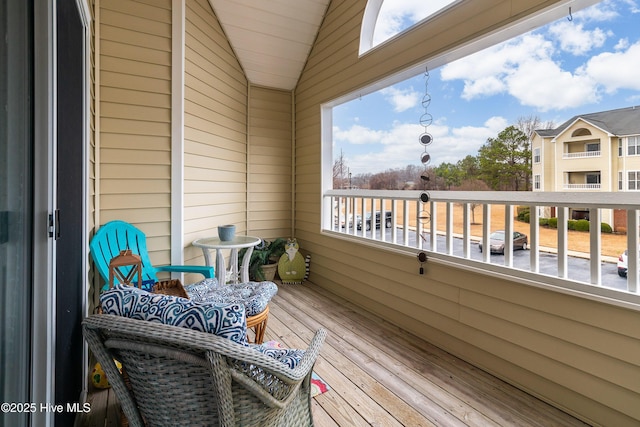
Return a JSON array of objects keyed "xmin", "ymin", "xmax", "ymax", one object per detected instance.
[{"xmin": 55, "ymin": 0, "xmax": 85, "ymax": 425}]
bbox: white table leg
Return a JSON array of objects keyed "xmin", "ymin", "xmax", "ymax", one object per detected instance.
[
  {"xmin": 215, "ymin": 249, "xmax": 226, "ymax": 286},
  {"xmin": 240, "ymin": 246, "xmax": 254, "ymax": 283},
  {"xmin": 229, "ymin": 249, "xmax": 239, "ymax": 284}
]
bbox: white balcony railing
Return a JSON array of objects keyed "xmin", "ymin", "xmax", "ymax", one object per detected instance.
[
  {"xmin": 323, "ymin": 189, "xmax": 640, "ymax": 305},
  {"xmin": 563, "ymin": 151, "xmax": 601, "ymax": 159},
  {"xmin": 563, "ymin": 183, "xmax": 601, "ymax": 190}
]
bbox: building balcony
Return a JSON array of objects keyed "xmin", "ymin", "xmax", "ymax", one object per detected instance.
[
  {"xmin": 562, "ymin": 150, "xmax": 601, "ymax": 159},
  {"xmin": 563, "ymin": 183, "xmax": 602, "ymax": 189}
]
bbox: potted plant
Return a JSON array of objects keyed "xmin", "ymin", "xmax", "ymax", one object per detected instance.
[{"xmin": 241, "ymin": 238, "xmax": 287, "ymax": 281}]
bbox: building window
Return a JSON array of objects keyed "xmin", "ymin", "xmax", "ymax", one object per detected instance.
[
  {"xmin": 534, "ymin": 174, "xmax": 541, "ymax": 190},
  {"xmin": 533, "ymin": 148, "xmax": 540, "ymax": 164},
  {"xmin": 619, "ymin": 138, "xmax": 623, "ymax": 156},
  {"xmin": 629, "ymin": 171, "xmax": 640, "ymax": 190},
  {"xmin": 585, "ymin": 142, "xmax": 600, "ymax": 152},
  {"xmin": 628, "ymin": 136, "xmax": 640, "ymax": 156},
  {"xmin": 586, "ymin": 173, "xmax": 601, "ymax": 185},
  {"xmin": 619, "ymin": 171, "xmax": 623, "ymax": 190}
]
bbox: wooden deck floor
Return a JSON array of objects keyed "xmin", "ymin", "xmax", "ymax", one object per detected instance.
[{"xmin": 78, "ymin": 281, "xmax": 590, "ymax": 427}]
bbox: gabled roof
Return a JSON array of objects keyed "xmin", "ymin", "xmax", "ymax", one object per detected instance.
[{"xmin": 535, "ymin": 106, "xmax": 640, "ymax": 138}]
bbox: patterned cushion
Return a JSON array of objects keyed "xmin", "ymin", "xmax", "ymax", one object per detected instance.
[
  {"xmin": 184, "ymin": 279, "xmax": 278, "ymax": 316},
  {"xmin": 250, "ymin": 341, "xmax": 305, "ymax": 369},
  {"xmin": 100, "ymin": 284, "xmax": 248, "ymax": 345}
]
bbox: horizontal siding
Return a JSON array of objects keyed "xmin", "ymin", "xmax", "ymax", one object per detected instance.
[
  {"xmin": 98, "ymin": 0, "xmax": 173, "ymax": 271},
  {"xmin": 183, "ymin": 0, "xmax": 248, "ymax": 268},
  {"xmin": 295, "ymin": 0, "xmax": 640, "ymax": 425},
  {"xmin": 248, "ymin": 86, "xmax": 293, "ymax": 239}
]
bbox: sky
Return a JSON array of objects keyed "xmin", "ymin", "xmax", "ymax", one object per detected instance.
[{"xmin": 333, "ymin": 0, "xmax": 640, "ymax": 176}]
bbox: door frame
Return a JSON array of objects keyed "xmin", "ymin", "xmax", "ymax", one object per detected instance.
[{"xmin": 32, "ymin": 1, "xmax": 91, "ymax": 425}]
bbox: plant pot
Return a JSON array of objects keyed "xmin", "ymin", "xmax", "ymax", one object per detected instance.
[
  {"xmin": 218, "ymin": 224, "xmax": 236, "ymax": 241},
  {"xmin": 260, "ymin": 262, "xmax": 278, "ymax": 281}
]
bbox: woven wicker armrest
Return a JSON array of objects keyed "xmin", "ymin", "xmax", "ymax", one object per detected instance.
[{"xmin": 82, "ymin": 314, "xmax": 325, "ymax": 426}]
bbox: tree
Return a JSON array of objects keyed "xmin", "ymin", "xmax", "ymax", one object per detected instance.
[
  {"xmin": 456, "ymin": 155, "xmax": 480, "ymax": 183},
  {"xmin": 478, "ymin": 125, "xmax": 530, "ymax": 191},
  {"xmin": 516, "ymin": 115, "xmax": 555, "ymax": 141},
  {"xmin": 434, "ymin": 162, "xmax": 462, "ymax": 189},
  {"xmin": 515, "ymin": 115, "xmax": 554, "ymax": 191},
  {"xmin": 333, "ymin": 150, "xmax": 348, "ymax": 189}
]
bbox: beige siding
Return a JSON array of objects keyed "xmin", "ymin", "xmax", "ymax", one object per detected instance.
[
  {"xmin": 98, "ymin": 0, "xmax": 173, "ymax": 268},
  {"xmin": 295, "ymin": 0, "xmax": 640, "ymax": 425},
  {"xmin": 183, "ymin": 0, "xmax": 248, "ymax": 268},
  {"xmin": 248, "ymin": 86, "xmax": 293, "ymax": 239}
]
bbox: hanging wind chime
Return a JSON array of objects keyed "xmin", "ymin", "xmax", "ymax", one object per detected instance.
[{"xmin": 417, "ymin": 67, "xmax": 433, "ymax": 274}]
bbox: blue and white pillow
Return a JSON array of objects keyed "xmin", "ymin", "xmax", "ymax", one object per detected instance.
[
  {"xmin": 100, "ymin": 284, "xmax": 248, "ymax": 345},
  {"xmin": 184, "ymin": 278, "xmax": 278, "ymax": 317},
  {"xmin": 250, "ymin": 342, "xmax": 306, "ymax": 369}
]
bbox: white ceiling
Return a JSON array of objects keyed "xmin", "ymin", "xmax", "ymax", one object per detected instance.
[{"xmin": 208, "ymin": 0, "xmax": 332, "ymax": 91}]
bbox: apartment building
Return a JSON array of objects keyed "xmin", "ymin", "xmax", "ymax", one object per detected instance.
[{"xmin": 532, "ymin": 106, "xmax": 640, "ymax": 231}]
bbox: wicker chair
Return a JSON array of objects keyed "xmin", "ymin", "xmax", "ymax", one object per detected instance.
[{"xmin": 83, "ymin": 314, "xmax": 326, "ymax": 427}]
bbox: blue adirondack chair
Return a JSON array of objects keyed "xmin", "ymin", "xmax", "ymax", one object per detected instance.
[{"xmin": 90, "ymin": 220, "xmax": 214, "ymax": 291}]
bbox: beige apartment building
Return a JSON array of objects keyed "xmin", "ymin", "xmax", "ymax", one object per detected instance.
[{"xmin": 532, "ymin": 106, "xmax": 640, "ymax": 231}]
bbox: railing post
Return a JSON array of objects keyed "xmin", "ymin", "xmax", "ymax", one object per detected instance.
[
  {"xmin": 403, "ymin": 200, "xmax": 410, "ymax": 247},
  {"xmin": 558, "ymin": 207, "xmax": 568, "ymax": 279},
  {"xmin": 589, "ymin": 208, "xmax": 602, "ymax": 286},
  {"xmin": 430, "ymin": 201, "xmax": 437, "ymax": 252},
  {"xmin": 628, "ymin": 209, "xmax": 639, "ymax": 293},
  {"xmin": 530, "ymin": 204, "xmax": 539, "ymax": 273},
  {"xmin": 505, "ymin": 205, "xmax": 514, "ymax": 267},
  {"xmin": 446, "ymin": 202, "xmax": 453, "ymax": 255},
  {"xmin": 463, "ymin": 203, "xmax": 471, "ymax": 258},
  {"xmin": 482, "ymin": 204, "xmax": 491, "ymax": 263}
]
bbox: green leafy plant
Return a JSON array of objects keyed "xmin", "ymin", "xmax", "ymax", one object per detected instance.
[{"xmin": 240, "ymin": 238, "xmax": 287, "ymax": 281}]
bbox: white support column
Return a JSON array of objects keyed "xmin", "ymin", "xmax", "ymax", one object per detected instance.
[{"xmin": 171, "ymin": 0, "xmax": 185, "ymax": 273}]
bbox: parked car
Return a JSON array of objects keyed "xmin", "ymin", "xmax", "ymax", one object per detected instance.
[
  {"xmin": 479, "ymin": 231, "xmax": 528, "ymax": 254},
  {"xmin": 357, "ymin": 211, "xmax": 392, "ymax": 231},
  {"xmin": 334, "ymin": 214, "xmax": 353, "ymax": 229},
  {"xmin": 617, "ymin": 248, "xmax": 639, "ymax": 277}
]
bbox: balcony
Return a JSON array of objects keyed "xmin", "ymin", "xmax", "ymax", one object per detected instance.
[
  {"xmin": 563, "ymin": 183, "xmax": 601, "ymax": 190},
  {"xmin": 79, "ymin": 281, "xmax": 589, "ymax": 427},
  {"xmin": 325, "ymin": 189, "xmax": 640, "ymax": 300},
  {"xmin": 562, "ymin": 150, "xmax": 601, "ymax": 159}
]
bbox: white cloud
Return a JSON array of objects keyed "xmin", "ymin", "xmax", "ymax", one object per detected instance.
[
  {"xmin": 373, "ymin": 0, "xmax": 457, "ymax": 45},
  {"xmin": 440, "ymin": 30, "xmax": 610, "ymax": 111},
  {"xmin": 580, "ymin": 41, "xmax": 640, "ymax": 93},
  {"xmin": 333, "ymin": 124, "xmax": 385, "ymax": 145},
  {"xmin": 548, "ymin": 21, "xmax": 610, "ymax": 55},
  {"xmin": 380, "ymin": 86, "xmax": 421, "ymax": 112},
  {"xmin": 615, "ymin": 38, "xmax": 630, "ymax": 50},
  {"xmin": 506, "ymin": 58, "xmax": 599, "ymax": 111},
  {"xmin": 334, "ymin": 117, "xmax": 508, "ymax": 173}
]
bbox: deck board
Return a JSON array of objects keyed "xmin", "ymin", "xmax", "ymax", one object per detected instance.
[{"xmin": 79, "ymin": 281, "xmax": 590, "ymax": 427}]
